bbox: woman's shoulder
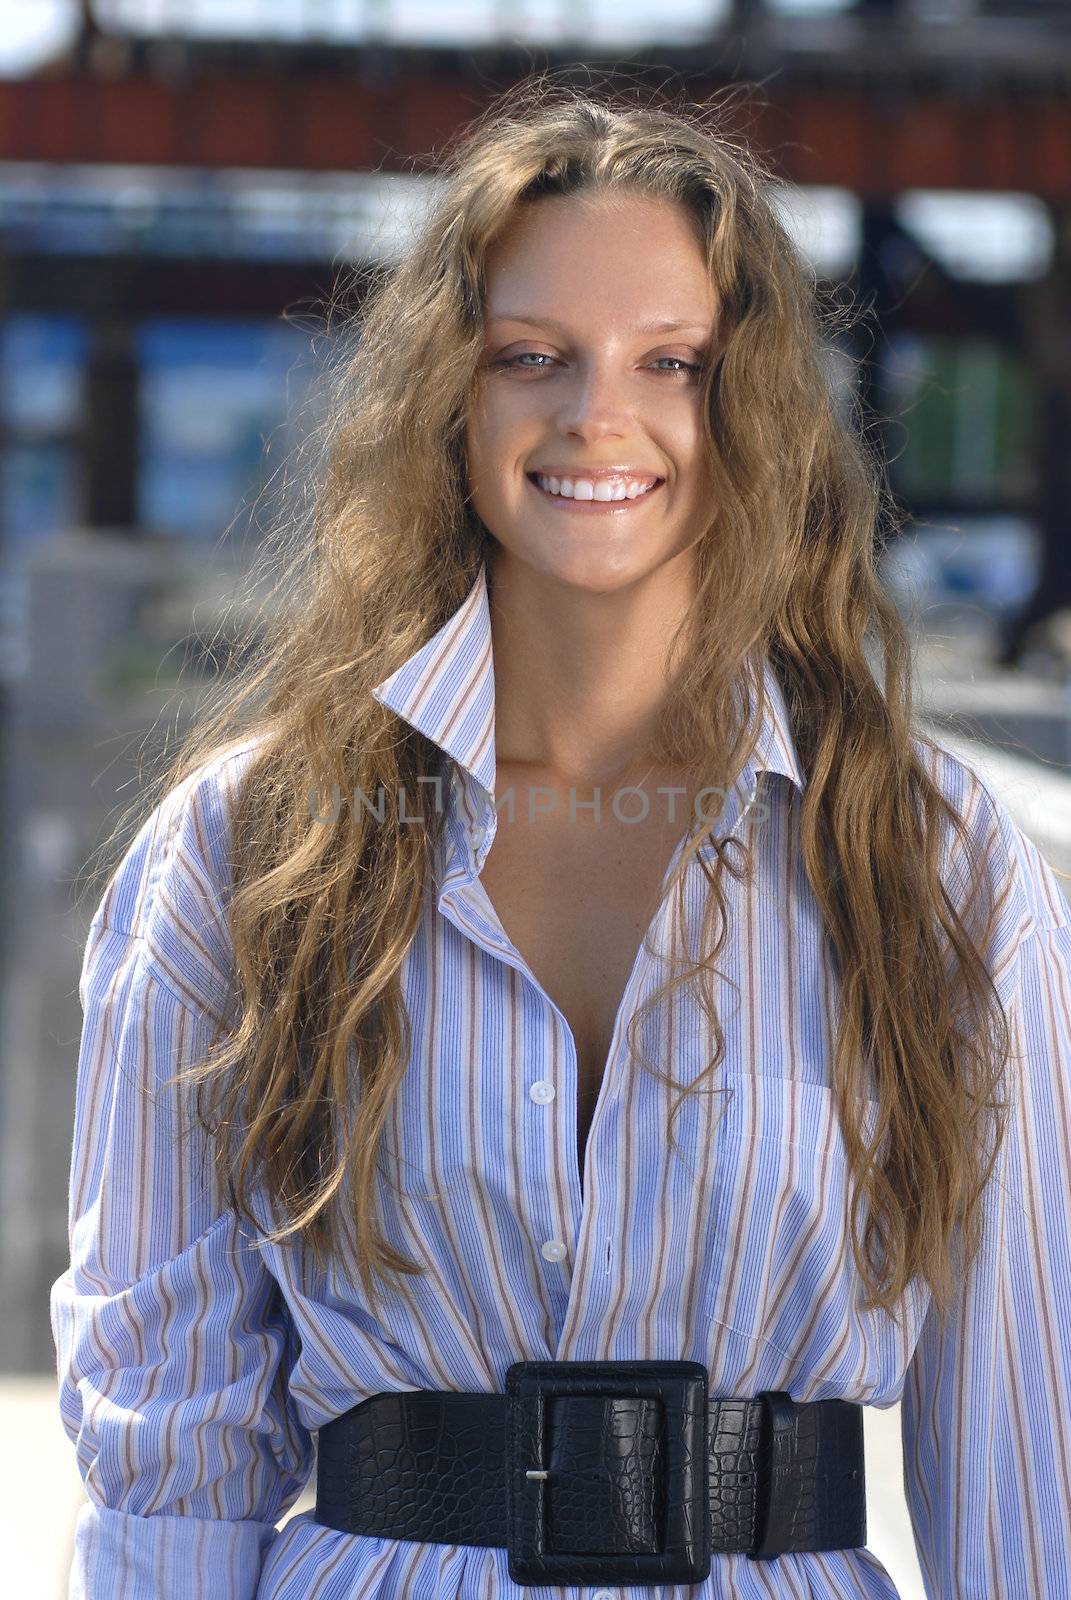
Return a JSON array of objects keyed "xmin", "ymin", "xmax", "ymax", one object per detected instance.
[
  {"xmin": 912, "ymin": 727, "xmax": 1071, "ymax": 978},
  {"xmin": 85, "ymin": 733, "xmax": 269, "ymax": 1022}
]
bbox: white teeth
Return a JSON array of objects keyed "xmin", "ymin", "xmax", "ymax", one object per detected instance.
[{"xmin": 533, "ymin": 473, "xmax": 657, "ymax": 501}]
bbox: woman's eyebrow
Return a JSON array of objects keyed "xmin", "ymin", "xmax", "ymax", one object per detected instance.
[{"xmin": 485, "ymin": 312, "xmax": 712, "ymax": 336}]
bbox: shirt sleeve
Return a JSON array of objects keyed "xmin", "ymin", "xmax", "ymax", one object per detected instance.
[
  {"xmin": 50, "ymin": 780, "xmax": 315, "ymax": 1598},
  {"xmin": 900, "ymin": 917, "xmax": 1071, "ymax": 1595}
]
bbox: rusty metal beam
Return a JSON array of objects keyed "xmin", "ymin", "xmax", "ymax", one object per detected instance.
[{"xmin": 0, "ymin": 69, "xmax": 1068, "ymax": 200}]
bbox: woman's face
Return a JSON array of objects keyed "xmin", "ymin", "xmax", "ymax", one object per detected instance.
[{"xmin": 464, "ymin": 189, "xmax": 721, "ymax": 593}]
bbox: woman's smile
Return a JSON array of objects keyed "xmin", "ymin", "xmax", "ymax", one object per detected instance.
[{"xmin": 525, "ymin": 469, "xmax": 666, "ymax": 515}]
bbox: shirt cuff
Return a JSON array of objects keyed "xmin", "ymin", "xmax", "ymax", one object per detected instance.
[{"xmin": 69, "ymin": 1501, "xmax": 280, "ymax": 1600}]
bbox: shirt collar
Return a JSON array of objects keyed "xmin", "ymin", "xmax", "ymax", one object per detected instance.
[{"xmin": 370, "ymin": 559, "xmax": 805, "ymax": 803}]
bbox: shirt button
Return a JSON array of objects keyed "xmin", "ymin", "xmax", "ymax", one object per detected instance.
[
  {"xmin": 529, "ymin": 1080, "xmax": 555, "ymax": 1103},
  {"xmin": 540, "ymin": 1239, "xmax": 567, "ymax": 1262}
]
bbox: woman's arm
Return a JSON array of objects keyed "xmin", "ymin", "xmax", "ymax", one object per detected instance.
[
  {"xmin": 901, "ymin": 917, "xmax": 1071, "ymax": 1595},
  {"xmin": 50, "ymin": 769, "xmax": 314, "ymax": 1598}
]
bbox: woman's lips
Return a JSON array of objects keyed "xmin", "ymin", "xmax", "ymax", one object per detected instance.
[{"xmin": 525, "ymin": 473, "xmax": 665, "ymax": 514}]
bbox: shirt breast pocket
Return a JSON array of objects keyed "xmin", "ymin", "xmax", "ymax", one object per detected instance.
[{"xmin": 701, "ymin": 1071, "xmax": 885, "ymax": 1359}]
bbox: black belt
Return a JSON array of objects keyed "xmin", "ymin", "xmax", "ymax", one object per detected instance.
[{"xmin": 314, "ymin": 1358, "xmax": 866, "ymax": 1585}]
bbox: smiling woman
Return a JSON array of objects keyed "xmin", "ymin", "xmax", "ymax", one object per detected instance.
[{"xmin": 50, "ymin": 70, "xmax": 1071, "ymax": 1600}]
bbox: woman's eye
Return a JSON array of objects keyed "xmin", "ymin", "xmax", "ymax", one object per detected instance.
[
  {"xmin": 494, "ymin": 352, "xmax": 556, "ymax": 370},
  {"xmin": 652, "ymin": 357, "xmax": 703, "ymax": 375}
]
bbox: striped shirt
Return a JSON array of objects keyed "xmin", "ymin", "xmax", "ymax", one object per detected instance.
[{"xmin": 51, "ymin": 559, "xmax": 1071, "ymax": 1599}]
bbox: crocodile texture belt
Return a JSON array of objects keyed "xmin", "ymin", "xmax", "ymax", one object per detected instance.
[{"xmin": 313, "ymin": 1358, "xmax": 866, "ymax": 1585}]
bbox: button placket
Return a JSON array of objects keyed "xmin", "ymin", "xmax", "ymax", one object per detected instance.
[{"xmin": 528, "ymin": 1081, "xmax": 568, "ymax": 1266}]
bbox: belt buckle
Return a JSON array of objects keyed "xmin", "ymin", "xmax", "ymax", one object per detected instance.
[{"xmin": 504, "ymin": 1358, "xmax": 711, "ymax": 1587}]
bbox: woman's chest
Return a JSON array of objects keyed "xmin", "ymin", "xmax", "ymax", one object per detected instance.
[
  {"xmin": 369, "ymin": 787, "xmax": 902, "ymax": 1368},
  {"xmin": 475, "ymin": 778, "xmax": 701, "ymax": 1160}
]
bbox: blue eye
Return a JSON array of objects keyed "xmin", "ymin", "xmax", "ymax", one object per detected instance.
[{"xmin": 495, "ymin": 352, "xmax": 556, "ymax": 370}]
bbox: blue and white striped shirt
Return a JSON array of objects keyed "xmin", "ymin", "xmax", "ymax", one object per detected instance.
[{"xmin": 51, "ymin": 560, "xmax": 1071, "ymax": 1599}]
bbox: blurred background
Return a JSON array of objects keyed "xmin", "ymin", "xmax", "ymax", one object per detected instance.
[{"xmin": 0, "ymin": 2, "xmax": 1069, "ymax": 1596}]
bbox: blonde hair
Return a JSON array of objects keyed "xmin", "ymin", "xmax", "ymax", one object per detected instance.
[{"xmin": 87, "ymin": 73, "xmax": 1020, "ymax": 1334}]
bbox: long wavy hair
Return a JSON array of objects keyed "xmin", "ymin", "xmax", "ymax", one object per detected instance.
[{"xmin": 85, "ymin": 72, "xmax": 1022, "ymax": 1336}]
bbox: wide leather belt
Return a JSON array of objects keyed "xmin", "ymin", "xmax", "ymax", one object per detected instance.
[{"xmin": 313, "ymin": 1358, "xmax": 866, "ymax": 1585}]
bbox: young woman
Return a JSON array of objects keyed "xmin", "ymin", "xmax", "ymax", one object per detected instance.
[{"xmin": 51, "ymin": 78, "xmax": 1071, "ymax": 1600}]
